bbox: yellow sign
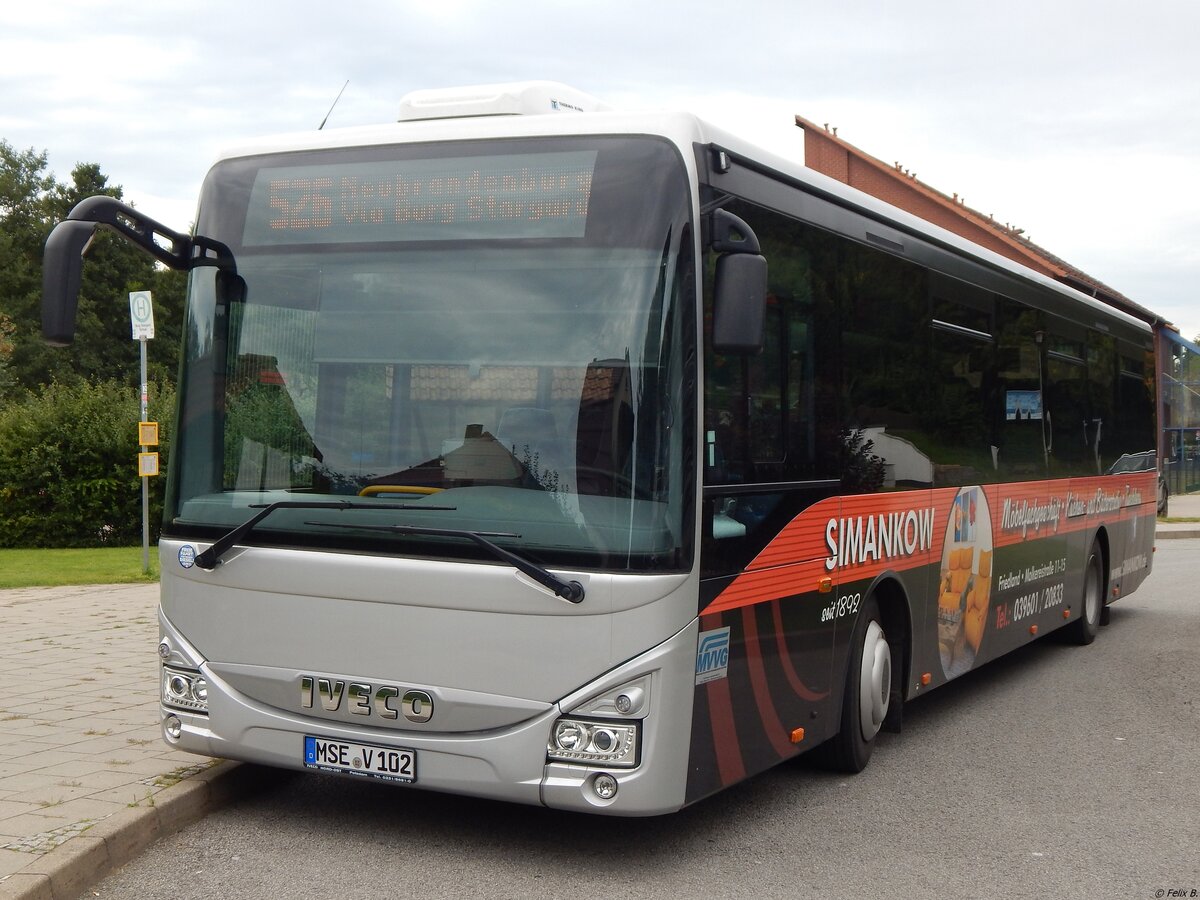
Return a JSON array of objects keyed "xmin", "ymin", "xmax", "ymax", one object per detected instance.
[
  {"xmin": 139, "ymin": 421, "xmax": 159, "ymax": 446},
  {"xmin": 138, "ymin": 452, "xmax": 159, "ymax": 477}
]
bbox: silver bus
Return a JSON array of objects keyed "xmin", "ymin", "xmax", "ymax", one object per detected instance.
[{"xmin": 44, "ymin": 82, "xmax": 1157, "ymax": 815}]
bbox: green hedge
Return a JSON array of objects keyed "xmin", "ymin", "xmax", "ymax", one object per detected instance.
[{"xmin": 0, "ymin": 380, "xmax": 174, "ymax": 547}]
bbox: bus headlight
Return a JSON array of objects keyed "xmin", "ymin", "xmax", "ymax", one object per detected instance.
[
  {"xmin": 162, "ymin": 665, "xmax": 209, "ymax": 713},
  {"xmin": 568, "ymin": 674, "xmax": 650, "ymax": 718},
  {"xmin": 548, "ymin": 718, "xmax": 638, "ymax": 767}
]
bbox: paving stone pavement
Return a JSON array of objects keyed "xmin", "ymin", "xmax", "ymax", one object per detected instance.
[{"xmin": 0, "ymin": 583, "xmax": 282, "ymax": 900}]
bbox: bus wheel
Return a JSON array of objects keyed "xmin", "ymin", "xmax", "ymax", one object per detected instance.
[
  {"xmin": 1067, "ymin": 543, "xmax": 1103, "ymax": 645},
  {"xmin": 827, "ymin": 595, "xmax": 891, "ymax": 773}
]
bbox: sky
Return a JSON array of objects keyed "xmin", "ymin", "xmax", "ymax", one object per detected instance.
[{"xmin": 3, "ymin": 0, "xmax": 1197, "ymax": 340}]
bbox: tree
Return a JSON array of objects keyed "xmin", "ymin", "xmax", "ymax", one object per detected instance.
[
  {"xmin": 839, "ymin": 427, "xmax": 887, "ymax": 493},
  {"xmin": 1, "ymin": 141, "xmax": 189, "ymax": 547},
  {"xmin": 0, "ymin": 143, "xmax": 184, "ymax": 399},
  {"xmin": 46, "ymin": 163, "xmax": 184, "ymax": 385},
  {"xmin": 0, "ymin": 311, "xmax": 14, "ymax": 396},
  {"xmin": 0, "ymin": 142, "xmax": 55, "ymax": 393},
  {"xmin": 0, "ymin": 379, "xmax": 175, "ymax": 547}
]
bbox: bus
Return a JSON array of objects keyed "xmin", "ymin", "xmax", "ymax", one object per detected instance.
[{"xmin": 42, "ymin": 81, "xmax": 1158, "ymax": 815}]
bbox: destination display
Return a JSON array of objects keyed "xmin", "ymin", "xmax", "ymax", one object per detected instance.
[{"xmin": 242, "ymin": 150, "xmax": 597, "ymax": 245}]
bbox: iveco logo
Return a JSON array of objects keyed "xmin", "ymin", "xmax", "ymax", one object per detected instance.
[{"xmin": 300, "ymin": 676, "xmax": 434, "ymax": 723}]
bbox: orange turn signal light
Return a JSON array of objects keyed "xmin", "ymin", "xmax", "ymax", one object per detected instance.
[
  {"xmin": 790, "ymin": 727, "xmax": 805, "ymax": 744},
  {"xmin": 1063, "ymin": 609, "xmax": 1071, "ymax": 619},
  {"xmin": 818, "ymin": 577, "xmax": 833, "ymax": 594},
  {"xmin": 921, "ymin": 672, "xmax": 932, "ymax": 686},
  {"xmin": 1029, "ymin": 624, "xmax": 1038, "ymax": 636}
]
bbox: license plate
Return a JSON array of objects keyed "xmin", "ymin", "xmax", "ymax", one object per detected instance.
[{"xmin": 303, "ymin": 736, "xmax": 416, "ymax": 784}]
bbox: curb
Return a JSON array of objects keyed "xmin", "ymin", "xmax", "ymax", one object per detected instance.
[
  {"xmin": 1156, "ymin": 528, "xmax": 1200, "ymax": 540},
  {"xmin": 0, "ymin": 762, "xmax": 290, "ymax": 900}
]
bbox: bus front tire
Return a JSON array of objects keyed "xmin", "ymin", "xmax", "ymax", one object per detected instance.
[{"xmin": 824, "ymin": 595, "xmax": 891, "ymax": 773}]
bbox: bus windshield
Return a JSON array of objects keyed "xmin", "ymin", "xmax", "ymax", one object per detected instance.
[{"xmin": 163, "ymin": 136, "xmax": 695, "ymax": 573}]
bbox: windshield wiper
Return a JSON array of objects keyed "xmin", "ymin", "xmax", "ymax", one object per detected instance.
[
  {"xmin": 194, "ymin": 499, "xmax": 454, "ymax": 571},
  {"xmin": 309, "ymin": 521, "xmax": 585, "ymax": 604}
]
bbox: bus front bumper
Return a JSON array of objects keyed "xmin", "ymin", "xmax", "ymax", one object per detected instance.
[{"xmin": 159, "ymin": 618, "xmax": 699, "ymax": 816}]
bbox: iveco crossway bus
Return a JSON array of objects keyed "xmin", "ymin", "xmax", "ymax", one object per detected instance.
[{"xmin": 43, "ymin": 82, "xmax": 1157, "ymax": 815}]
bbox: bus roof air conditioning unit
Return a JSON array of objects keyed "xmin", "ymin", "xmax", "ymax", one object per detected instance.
[{"xmin": 397, "ymin": 81, "xmax": 611, "ymax": 122}]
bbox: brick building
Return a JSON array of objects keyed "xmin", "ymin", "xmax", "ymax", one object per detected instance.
[{"xmin": 795, "ymin": 116, "xmax": 1200, "ymax": 495}]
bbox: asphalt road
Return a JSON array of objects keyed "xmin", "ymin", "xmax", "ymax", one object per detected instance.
[{"xmin": 93, "ymin": 541, "xmax": 1200, "ymax": 900}]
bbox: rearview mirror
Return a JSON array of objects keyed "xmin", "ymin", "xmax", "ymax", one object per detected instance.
[
  {"xmin": 42, "ymin": 195, "xmax": 233, "ymax": 348},
  {"xmin": 710, "ymin": 209, "xmax": 768, "ymax": 354},
  {"xmin": 712, "ymin": 253, "xmax": 768, "ymax": 354},
  {"xmin": 42, "ymin": 220, "xmax": 99, "ymax": 346}
]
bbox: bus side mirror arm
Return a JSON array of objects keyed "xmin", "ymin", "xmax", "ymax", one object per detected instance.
[
  {"xmin": 42, "ymin": 195, "xmax": 236, "ymax": 346},
  {"xmin": 710, "ymin": 208, "xmax": 768, "ymax": 355}
]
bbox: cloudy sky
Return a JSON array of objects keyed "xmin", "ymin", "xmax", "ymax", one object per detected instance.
[{"xmin": 3, "ymin": 0, "xmax": 1197, "ymax": 339}]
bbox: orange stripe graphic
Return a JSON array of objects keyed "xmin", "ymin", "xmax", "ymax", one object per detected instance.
[
  {"xmin": 742, "ymin": 605, "xmax": 794, "ymax": 759},
  {"xmin": 702, "ymin": 473, "xmax": 1157, "ymax": 617}
]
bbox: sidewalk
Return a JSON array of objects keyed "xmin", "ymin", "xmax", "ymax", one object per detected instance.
[
  {"xmin": 0, "ymin": 584, "xmax": 277, "ymax": 900},
  {"xmin": 1157, "ymin": 490, "xmax": 1200, "ymax": 539}
]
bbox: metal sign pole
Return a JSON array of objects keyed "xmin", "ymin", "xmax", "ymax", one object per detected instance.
[
  {"xmin": 141, "ymin": 338, "xmax": 149, "ymax": 574},
  {"xmin": 130, "ymin": 291, "xmax": 155, "ymax": 577}
]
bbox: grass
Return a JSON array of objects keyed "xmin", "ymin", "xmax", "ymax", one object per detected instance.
[{"xmin": 0, "ymin": 547, "xmax": 159, "ymax": 589}]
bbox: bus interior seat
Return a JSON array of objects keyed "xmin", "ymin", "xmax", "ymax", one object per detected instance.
[
  {"xmin": 575, "ymin": 359, "xmax": 633, "ymax": 496},
  {"xmin": 496, "ymin": 406, "xmax": 565, "ymax": 480}
]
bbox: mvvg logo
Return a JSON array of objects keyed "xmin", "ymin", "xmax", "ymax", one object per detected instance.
[{"xmin": 695, "ymin": 627, "xmax": 731, "ymax": 685}]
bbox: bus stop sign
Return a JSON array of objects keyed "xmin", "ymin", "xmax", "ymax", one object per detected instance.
[{"xmin": 129, "ymin": 291, "xmax": 155, "ymax": 340}]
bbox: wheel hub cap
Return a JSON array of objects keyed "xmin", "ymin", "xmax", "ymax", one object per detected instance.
[{"xmin": 859, "ymin": 620, "xmax": 891, "ymax": 740}]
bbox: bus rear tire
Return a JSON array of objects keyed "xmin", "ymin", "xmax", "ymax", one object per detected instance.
[
  {"xmin": 824, "ymin": 595, "xmax": 891, "ymax": 773},
  {"xmin": 1067, "ymin": 543, "xmax": 1103, "ymax": 645}
]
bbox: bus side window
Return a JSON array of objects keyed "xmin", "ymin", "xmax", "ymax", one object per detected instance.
[
  {"xmin": 1044, "ymin": 319, "xmax": 1092, "ymax": 478},
  {"xmin": 927, "ymin": 277, "xmax": 996, "ymax": 487},
  {"xmin": 700, "ymin": 199, "xmax": 841, "ymax": 578},
  {"xmin": 838, "ymin": 241, "xmax": 930, "ymax": 492},
  {"xmin": 995, "ymin": 297, "xmax": 1046, "ymax": 479}
]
